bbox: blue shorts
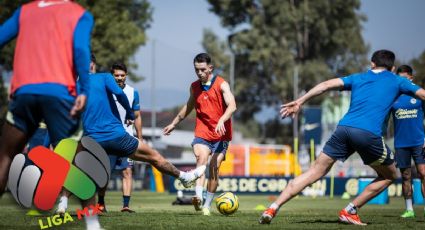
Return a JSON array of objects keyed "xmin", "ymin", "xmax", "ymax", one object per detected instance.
[
  {"xmin": 109, "ymin": 156, "xmax": 134, "ymax": 171},
  {"xmin": 97, "ymin": 133, "xmax": 139, "ymax": 159},
  {"xmin": 7, "ymin": 94, "xmax": 79, "ymax": 146},
  {"xmin": 323, "ymin": 126, "xmax": 394, "ymax": 165},
  {"xmin": 191, "ymin": 137, "xmax": 229, "ymax": 159},
  {"xmin": 27, "ymin": 127, "xmax": 50, "ymax": 151},
  {"xmin": 395, "ymin": 145, "xmax": 425, "ymax": 168}
]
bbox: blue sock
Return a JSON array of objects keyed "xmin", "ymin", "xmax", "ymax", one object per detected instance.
[
  {"xmin": 98, "ymin": 195, "xmax": 105, "ymax": 205},
  {"xmin": 123, "ymin": 196, "xmax": 131, "ymax": 208}
]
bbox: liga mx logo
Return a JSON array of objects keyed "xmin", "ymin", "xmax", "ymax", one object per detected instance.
[{"xmin": 7, "ymin": 136, "xmax": 110, "ymax": 211}]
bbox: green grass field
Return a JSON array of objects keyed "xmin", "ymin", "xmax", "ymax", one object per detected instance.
[{"xmin": 1, "ymin": 191, "xmax": 425, "ymax": 229}]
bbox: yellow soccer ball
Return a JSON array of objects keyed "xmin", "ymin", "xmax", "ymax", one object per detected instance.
[{"xmin": 216, "ymin": 192, "xmax": 239, "ymax": 215}]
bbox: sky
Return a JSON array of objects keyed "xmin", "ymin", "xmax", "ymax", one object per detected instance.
[{"xmin": 134, "ymin": 0, "xmax": 425, "ymax": 111}]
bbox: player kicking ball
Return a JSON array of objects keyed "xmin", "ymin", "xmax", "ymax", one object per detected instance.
[
  {"xmin": 259, "ymin": 50, "xmax": 425, "ymax": 225},
  {"xmin": 79, "ymin": 66, "xmax": 206, "ymax": 191},
  {"xmin": 164, "ymin": 53, "xmax": 236, "ymax": 215}
]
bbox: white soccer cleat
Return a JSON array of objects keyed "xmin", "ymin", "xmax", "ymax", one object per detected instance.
[
  {"xmin": 179, "ymin": 165, "xmax": 206, "ymax": 188},
  {"xmin": 202, "ymin": 207, "xmax": 211, "ymax": 216},
  {"xmin": 55, "ymin": 207, "xmax": 66, "ymax": 217}
]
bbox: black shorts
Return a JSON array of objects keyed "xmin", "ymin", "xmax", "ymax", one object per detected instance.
[
  {"xmin": 395, "ymin": 145, "xmax": 425, "ymax": 168},
  {"xmin": 7, "ymin": 94, "xmax": 79, "ymax": 146},
  {"xmin": 323, "ymin": 126, "xmax": 394, "ymax": 165},
  {"xmin": 97, "ymin": 133, "xmax": 139, "ymax": 158}
]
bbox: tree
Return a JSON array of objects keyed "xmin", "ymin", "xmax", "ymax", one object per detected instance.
[
  {"xmin": 1, "ymin": 0, "xmax": 152, "ymax": 76},
  {"xmin": 203, "ymin": 0, "xmax": 368, "ymax": 143},
  {"xmin": 205, "ymin": 0, "xmax": 368, "ymax": 121},
  {"xmin": 76, "ymin": 0, "xmax": 152, "ymax": 81},
  {"xmin": 0, "ymin": 0, "xmax": 152, "ymax": 124},
  {"xmin": 411, "ymin": 50, "xmax": 425, "ymax": 86}
]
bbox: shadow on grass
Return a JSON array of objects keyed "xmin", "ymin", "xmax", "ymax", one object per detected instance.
[{"xmin": 292, "ymin": 219, "xmax": 345, "ymax": 224}]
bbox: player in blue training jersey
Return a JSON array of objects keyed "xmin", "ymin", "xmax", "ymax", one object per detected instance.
[
  {"xmin": 390, "ymin": 65, "xmax": 425, "ymax": 218},
  {"xmin": 97, "ymin": 62, "xmax": 143, "ymax": 213},
  {"xmin": 259, "ymin": 50, "xmax": 425, "ymax": 226},
  {"xmin": 81, "ymin": 65, "xmax": 205, "ymax": 195},
  {"xmin": 56, "ymin": 59, "xmax": 145, "ymax": 214}
]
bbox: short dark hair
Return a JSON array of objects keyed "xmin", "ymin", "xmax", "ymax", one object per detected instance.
[
  {"xmin": 371, "ymin": 50, "xmax": 395, "ymax": 71},
  {"xmin": 396, "ymin": 65, "xmax": 413, "ymax": 75},
  {"xmin": 194, "ymin": 53, "xmax": 212, "ymax": 65},
  {"xmin": 90, "ymin": 53, "xmax": 97, "ymax": 65},
  {"xmin": 110, "ymin": 62, "xmax": 127, "ymax": 74}
]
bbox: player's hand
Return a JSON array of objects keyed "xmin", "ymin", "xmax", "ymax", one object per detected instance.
[
  {"xmin": 215, "ymin": 119, "xmax": 226, "ymax": 136},
  {"xmin": 125, "ymin": 119, "xmax": 134, "ymax": 126},
  {"xmin": 70, "ymin": 95, "xmax": 87, "ymax": 118},
  {"xmin": 280, "ymin": 101, "xmax": 301, "ymax": 118},
  {"xmin": 163, "ymin": 124, "xmax": 175, "ymax": 135}
]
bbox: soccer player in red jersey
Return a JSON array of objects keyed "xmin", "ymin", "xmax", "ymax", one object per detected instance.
[{"xmin": 164, "ymin": 53, "xmax": 237, "ymax": 216}]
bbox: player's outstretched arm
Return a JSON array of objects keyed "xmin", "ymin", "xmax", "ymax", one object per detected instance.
[
  {"xmin": 415, "ymin": 88, "xmax": 425, "ymax": 101},
  {"xmin": 0, "ymin": 7, "xmax": 20, "ymax": 48},
  {"xmin": 281, "ymin": 78, "xmax": 344, "ymax": 118},
  {"xmin": 215, "ymin": 81, "xmax": 237, "ymax": 136},
  {"xmin": 163, "ymin": 86, "xmax": 195, "ymax": 135}
]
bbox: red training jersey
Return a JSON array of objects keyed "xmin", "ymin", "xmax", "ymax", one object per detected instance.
[
  {"xmin": 191, "ymin": 76, "xmax": 232, "ymax": 141},
  {"xmin": 11, "ymin": 0, "xmax": 85, "ymax": 96}
]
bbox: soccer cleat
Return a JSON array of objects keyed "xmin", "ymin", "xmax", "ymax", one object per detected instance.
[
  {"xmin": 98, "ymin": 204, "xmax": 108, "ymax": 213},
  {"xmin": 400, "ymin": 210, "xmax": 415, "ymax": 218},
  {"xmin": 179, "ymin": 165, "xmax": 206, "ymax": 188},
  {"xmin": 259, "ymin": 208, "xmax": 276, "ymax": 224},
  {"xmin": 202, "ymin": 207, "xmax": 211, "ymax": 216},
  {"xmin": 192, "ymin": 196, "xmax": 203, "ymax": 211},
  {"xmin": 121, "ymin": 207, "xmax": 136, "ymax": 213},
  {"xmin": 55, "ymin": 207, "xmax": 66, "ymax": 217},
  {"xmin": 339, "ymin": 209, "xmax": 367, "ymax": 226}
]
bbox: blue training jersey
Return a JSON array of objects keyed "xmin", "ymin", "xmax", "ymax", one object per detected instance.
[
  {"xmin": 82, "ymin": 73, "xmax": 134, "ymax": 142},
  {"xmin": 391, "ymin": 94, "xmax": 424, "ymax": 148},
  {"xmin": 338, "ymin": 70, "xmax": 420, "ymax": 136}
]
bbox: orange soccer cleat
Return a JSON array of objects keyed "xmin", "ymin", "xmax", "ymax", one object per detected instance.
[
  {"xmin": 97, "ymin": 204, "xmax": 108, "ymax": 213},
  {"xmin": 339, "ymin": 209, "xmax": 367, "ymax": 226},
  {"xmin": 259, "ymin": 208, "xmax": 277, "ymax": 224}
]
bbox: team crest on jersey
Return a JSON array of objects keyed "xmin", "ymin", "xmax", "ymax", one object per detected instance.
[{"xmin": 410, "ymin": 98, "xmax": 417, "ymax": 104}]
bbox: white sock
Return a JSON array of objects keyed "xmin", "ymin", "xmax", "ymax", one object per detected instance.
[
  {"xmin": 405, "ymin": 198, "xmax": 413, "ymax": 211},
  {"xmin": 195, "ymin": 186, "xmax": 203, "ymax": 200},
  {"xmin": 85, "ymin": 209, "xmax": 101, "ymax": 230},
  {"xmin": 270, "ymin": 202, "xmax": 279, "ymax": 210},
  {"xmin": 345, "ymin": 202, "xmax": 357, "ymax": 214},
  {"xmin": 203, "ymin": 192, "xmax": 215, "ymax": 209},
  {"xmin": 58, "ymin": 196, "xmax": 68, "ymax": 210}
]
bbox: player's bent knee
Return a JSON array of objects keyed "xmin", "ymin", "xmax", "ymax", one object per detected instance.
[
  {"xmin": 122, "ymin": 170, "xmax": 132, "ymax": 179},
  {"xmin": 388, "ymin": 173, "xmax": 397, "ymax": 181}
]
